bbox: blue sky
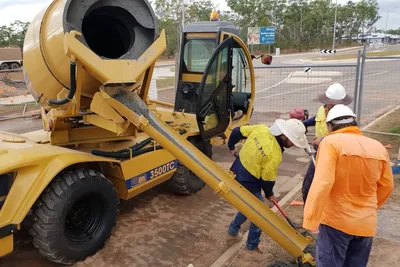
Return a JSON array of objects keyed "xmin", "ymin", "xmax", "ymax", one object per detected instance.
[{"xmin": 0, "ymin": 0, "xmax": 399, "ymax": 30}]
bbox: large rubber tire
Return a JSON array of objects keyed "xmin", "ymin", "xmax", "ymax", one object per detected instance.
[
  {"xmin": 168, "ymin": 137, "xmax": 212, "ymax": 196},
  {"xmin": 29, "ymin": 169, "xmax": 119, "ymax": 265}
]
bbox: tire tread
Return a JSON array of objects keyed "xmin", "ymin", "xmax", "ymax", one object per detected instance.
[{"xmin": 30, "ymin": 168, "xmax": 119, "ymax": 265}]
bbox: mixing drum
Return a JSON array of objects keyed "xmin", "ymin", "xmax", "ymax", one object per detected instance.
[{"xmin": 23, "ymin": 0, "xmax": 158, "ymax": 110}]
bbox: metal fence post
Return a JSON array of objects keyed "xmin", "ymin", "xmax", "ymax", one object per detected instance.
[
  {"xmin": 174, "ymin": 52, "xmax": 179, "ymax": 94},
  {"xmin": 357, "ymin": 42, "xmax": 367, "ymax": 124},
  {"xmin": 353, "ymin": 50, "xmax": 361, "ymax": 115}
]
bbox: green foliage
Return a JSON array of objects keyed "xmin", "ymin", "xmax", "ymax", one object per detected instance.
[
  {"xmin": 152, "ymin": 0, "xmax": 383, "ymax": 56},
  {"xmin": 0, "ymin": 20, "xmax": 30, "ymax": 48},
  {"xmin": 389, "ymin": 126, "xmax": 400, "ymax": 135},
  {"xmin": 387, "ymin": 28, "xmax": 400, "ymax": 35},
  {"xmin": 0, "ymin": 0, "xmax": 387, "ymax": 56}
]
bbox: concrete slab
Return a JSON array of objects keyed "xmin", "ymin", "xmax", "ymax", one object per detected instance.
[{"xmin": 0, "ymin": 94, "xmax": 35, "ymax": 105}]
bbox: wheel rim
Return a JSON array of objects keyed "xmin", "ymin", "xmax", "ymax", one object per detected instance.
[{"xmin": 65, "ymin": 194, "xmax": 105, "ymax": 243}]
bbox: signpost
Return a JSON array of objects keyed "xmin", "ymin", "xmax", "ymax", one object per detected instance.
[{"xmin": 247, "ymin": 26, "xmax": 276, "ymax": 54}]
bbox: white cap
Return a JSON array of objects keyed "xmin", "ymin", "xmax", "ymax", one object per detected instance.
[
  {"xmin": 318, "ymin": 83, "xmax": 353, "ymax": 105},
  {"xmin": 270, "ymin": 119, "xmax": 308, "ymax": 148},
  {"xmin": 326, "ymin": 104, "xmax": 357, "ymax": 124}
]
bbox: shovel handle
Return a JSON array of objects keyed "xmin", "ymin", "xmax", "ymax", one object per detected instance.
[
  {"xmin": 271, "ymin": 199, "xmax": 298, "ymax": 230},
  {"xmin": 271, "ymin": 199, "xmax": 288, "ymax": 217}
]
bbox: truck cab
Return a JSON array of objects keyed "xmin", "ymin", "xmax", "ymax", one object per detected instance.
[{"xmin": 174, "ymin": 21, "xmax": 257, "ymax": 142}]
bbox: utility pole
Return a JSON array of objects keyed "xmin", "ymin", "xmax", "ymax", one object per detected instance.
[
  {"xmin": 332, "ymin": 0, "xmax": 338, "ymax": 50},
  {"xmin": 385, "ymin": 10, "xmax": 389, "ymax": 44},
  {"xmin": 181, "ymin": 0, "xmax": 185, "ymax": 30}
]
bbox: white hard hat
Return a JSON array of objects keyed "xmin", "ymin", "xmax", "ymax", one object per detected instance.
[
  {"xmin": 318, "ymin": 83, "xmax": 353, "ymax": 105},
  {"xmin": 270, "ymin": 119, "xmax": 308, "ymax": 148},
  {"xmin": 326, "ymin": 104, "xmax": 357, "ymax": 123}
]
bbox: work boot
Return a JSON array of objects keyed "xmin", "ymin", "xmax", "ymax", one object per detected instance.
[
  {"xmin": 233, "ymin": 110, "xmax": 243, "ymax": 120},
  {"xmin": 223, "ymin": 232, "xmax": 243, "ymax": 245},
  {"xmin": 242, "ymin": 247, "xmax": 265, "ymax": 262}
]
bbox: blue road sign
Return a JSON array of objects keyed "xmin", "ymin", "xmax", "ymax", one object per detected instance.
[{"xmin": 260, "ymin": 27, "xmax": 275, "ymax": 44}]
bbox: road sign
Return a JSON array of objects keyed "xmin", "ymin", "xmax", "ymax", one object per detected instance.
[
  {"xmin": 260, "ymin": 27, "xmax": 275, "ymax": 44},
  {"xmin": 320, "ymin": 49, "xmax": 336, "ymax": 54}
]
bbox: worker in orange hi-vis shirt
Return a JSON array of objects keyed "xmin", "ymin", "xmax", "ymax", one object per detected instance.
[{"xmin": 303, "ymin": 104, "xmax": 394, "ymax": 267}]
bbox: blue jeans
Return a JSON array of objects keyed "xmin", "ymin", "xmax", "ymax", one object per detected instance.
[
  {"xmin": 317, "ymin": 224, "xmax": 373, "ymax": 267},
  {"xmin": 227, "ymin": 191, "xmax": 263, "ymax": 250}
]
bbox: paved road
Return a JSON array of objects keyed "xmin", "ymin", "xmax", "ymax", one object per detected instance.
[{"xmin": 248, "ymin": 45, "xmax": 400, "ymax": 126}]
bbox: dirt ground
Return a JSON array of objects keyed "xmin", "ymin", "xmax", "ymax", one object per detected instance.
[
  {"xmin": 0, "ymin": 145, "xmax": 311, "ymax": 267},
  {"xmin": 0, "ymin": 71, "xmax": 26, "ymax": 98}
]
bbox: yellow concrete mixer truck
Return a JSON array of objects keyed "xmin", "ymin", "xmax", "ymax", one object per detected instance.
[{"xmin": 0, "ymin": 0, "xmax": 315, "ymax": 265}]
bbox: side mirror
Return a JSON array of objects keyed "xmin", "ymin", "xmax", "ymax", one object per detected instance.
[
  {"xmin": 251, "ymin": 54, "xmax": 273, "ymax": 65},
  {"xmin": 261, "ymin": 54, "xmax": 273, "ymax": 65}
]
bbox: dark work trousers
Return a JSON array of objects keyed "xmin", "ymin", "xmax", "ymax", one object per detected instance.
[
  {"xmin": 302, "ymin": 145, "xmax": 318, "ymax": 204},
  {"xmin": 302, "ymin": 159, "xmax": 315, "ymax": 204},
  {"xmin": 317, "ymin": 224, "xmax": 373, "ymax": 267}
]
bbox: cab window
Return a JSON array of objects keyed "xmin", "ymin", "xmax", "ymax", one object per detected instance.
[
  {"xmin": 231, "ymin": 45, "xmax": 251, "ymax": 93},
  {"xmin": 183, "ymin": 39, "xmax": 217, "ymax": 73}
]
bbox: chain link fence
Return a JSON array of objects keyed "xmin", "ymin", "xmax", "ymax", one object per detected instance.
[
  {"xmin": 250, "ymin": 63, "xmax": 359, "ymax": 126},
  {"xmin": 356, "ymin": 55, "xmax": 400, "ymax": 127}
]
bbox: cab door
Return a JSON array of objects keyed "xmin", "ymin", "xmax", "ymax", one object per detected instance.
[{"xmin": 196, "ymin": 37, "xmax": 234, "ymax": 140}]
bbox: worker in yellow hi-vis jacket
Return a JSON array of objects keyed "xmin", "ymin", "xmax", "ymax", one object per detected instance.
[{"xmin": 224, "ymin": 119, "xmax": 308, "ymax": 261}]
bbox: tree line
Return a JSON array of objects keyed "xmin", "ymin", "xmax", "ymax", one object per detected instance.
[
  {"xmin": 154, "ymin": 0, "xmax": 384, "ymax": 57},
  {"xmin": 0, "ymin": 21, "xmax": 29, "ymax": 48},
  {"xmin": 0, "ymin": 0, "xmax": 393, "ymax": 58}
]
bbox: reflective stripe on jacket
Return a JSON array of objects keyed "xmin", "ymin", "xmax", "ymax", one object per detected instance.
[
  {"xmin": 303, "ymin": 126, "xmax": 394, "ymax": 236},
  {"xmin": 238, "ymin": 124, "xmax": 283, "ymax": 182},
  {"xmin": 315, "ymin": 105, "xmax": 328, "ymax": 137}
]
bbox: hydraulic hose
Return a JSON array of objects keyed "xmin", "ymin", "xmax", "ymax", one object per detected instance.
[
  {"xmin": 92, "ymin": 145, "xmax": 162, "ymax": 159},
  {"xmin": 92, "ymin": 129, "xmax": 186, "ymax": 159},
  {"xmin": 92, "ymin": 137, "xmax": 154, "ymax": 158},
  {"xmin": 48, "ymin": 60, "xmax": 76, "ymax": 105}
]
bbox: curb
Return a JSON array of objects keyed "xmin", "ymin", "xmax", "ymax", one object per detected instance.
[
  {"xmin": 209, "ymin": 172, "xmax": 307, "ymax": 267},
  {"xmin": 361, "ymin": 104, "xmax": 400, "ymax": 131}
]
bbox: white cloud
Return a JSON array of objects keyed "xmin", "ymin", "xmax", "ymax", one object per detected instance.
[{"xmin": 0, "ymin": 0, "xmax": 399, "ymax": 30}]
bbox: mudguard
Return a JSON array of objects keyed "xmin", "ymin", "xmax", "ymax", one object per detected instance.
[{"xmin": 0, "ymin": 131, "xmax": 118, "ymax": 228}]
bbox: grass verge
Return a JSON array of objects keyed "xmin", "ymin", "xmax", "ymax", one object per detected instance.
[{"xmin": 363, "ymin": 107, "xmax": 400, "ymax": 161}]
